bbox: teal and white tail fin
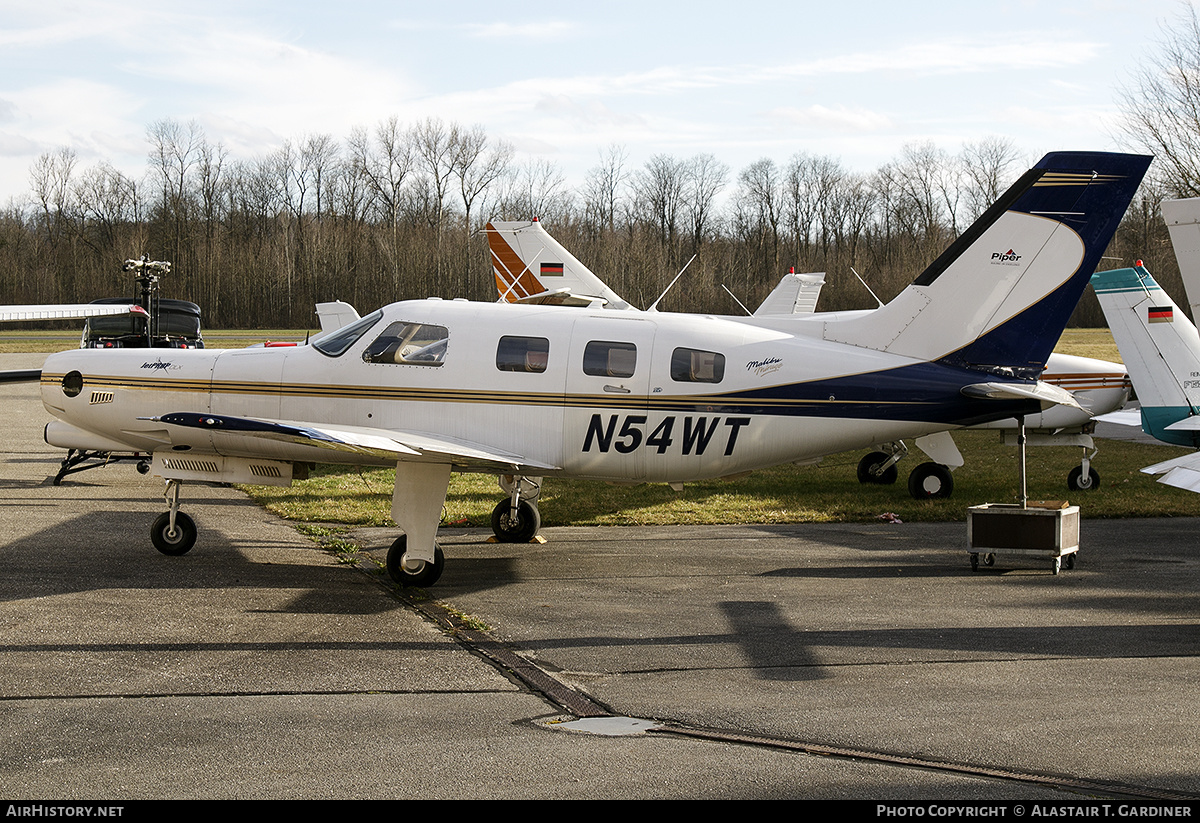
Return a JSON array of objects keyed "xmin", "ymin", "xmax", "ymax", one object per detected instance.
[{"xmin": 1091, "ymin": 264, "xmax": 1200, "ymax": 447}]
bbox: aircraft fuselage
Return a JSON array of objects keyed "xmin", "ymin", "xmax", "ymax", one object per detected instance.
[{"xmin": 40, "ymin": 298, "xmax": 1041, "ymax": 484}]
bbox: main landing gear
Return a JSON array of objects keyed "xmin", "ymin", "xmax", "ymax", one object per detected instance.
[
  {"xmin": 858, "ymin": 443, "xmax": 955, "ymax": 499},
  {"xmin": 491, "ymin": 475, "xmax": 542, "ymax": 543}
]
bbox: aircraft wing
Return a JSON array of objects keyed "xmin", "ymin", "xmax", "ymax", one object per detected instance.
[
  {"xmin": 1140, "ymin": 451, "xmax": 1200, "ymax": 493},
  {"xmin": 0, "ymin": 303, "xmax": 146, "ymax": 322},
  {"xmin": 154, "ymin": 412, "xmax": 559, "ymax": 473}
]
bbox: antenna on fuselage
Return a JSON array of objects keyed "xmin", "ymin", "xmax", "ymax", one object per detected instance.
[
  {"xmin": 648, "ymin": 254, "xmax": 698, "ymax": 312},
  {"xmin": 850, "ymin": 266, "xmax": 885, "ymax": 309},
  {"xmin": 721, "ymin": 285, "xmax": 752, "ymax": 316}
]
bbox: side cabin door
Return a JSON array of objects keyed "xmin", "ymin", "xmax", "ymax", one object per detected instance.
[{"xmin": 563, "ymin": 315, "xmax": 656, "ymax": 481}]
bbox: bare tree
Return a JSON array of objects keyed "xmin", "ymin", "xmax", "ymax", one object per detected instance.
[
  {"xmin": 453, "ymin": 125, "xmax": 512, "ymax": 295},
  {"xmin": 582, "ymin": 144, "xmax": 629, "ymax": 234},
  {"xmin": 634, "ymin": 154, "xmax": 688, "ymax": 249},
  {"xmin": 738, "ymin": 158, "xmax": 783, "ymax": 270},
  {"xmin": 684, "ymin": 153, "xmax": 728, "ymax": 249},
  {"xmin": 959, "ymin": 137, "xmax": 1020, "ymax": 221},
  {"xmin": 29, "ymin": 146, "xmax": 78, "ymax": 241},
  {"xmin": 1117, "ymin": 4, "xmax": 1200, "ymax": 196}
]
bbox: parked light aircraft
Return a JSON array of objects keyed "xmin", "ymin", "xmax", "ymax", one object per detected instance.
[
  {"xmin": 1091, "ymin": 260, "xmax": 1200, "ymax": 491},
  {"xmin": 38, "ymin": 151, "xmax": 1149, "ymax": 586},
  {"xmin": 486, "ymin": 217, "xmax": 1131, "ymax": 498}
]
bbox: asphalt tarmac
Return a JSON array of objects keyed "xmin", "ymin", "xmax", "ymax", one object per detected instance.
[{"xmin": 3, "ymin": 353, "xmax": 1198, "ymax": 801}]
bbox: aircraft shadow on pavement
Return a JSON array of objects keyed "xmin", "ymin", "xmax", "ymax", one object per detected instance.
[{"xmin": 0, "ymin": 510, "xmax": 400, "ymax": 617}]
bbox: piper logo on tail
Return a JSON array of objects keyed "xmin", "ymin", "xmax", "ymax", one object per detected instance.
[{"xmin": 991, "ymin": 249, "xmax": 1022, "ymax": 265}]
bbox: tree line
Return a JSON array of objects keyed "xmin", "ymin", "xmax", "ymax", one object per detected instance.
[{"xmin": 0, "ymin": 115, "xmax": 1183, "ymax": 331}]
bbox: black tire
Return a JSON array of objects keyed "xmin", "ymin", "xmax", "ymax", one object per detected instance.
[
  {"xmin": 1067, "ymin": 465, "xmax": 1100, "ymax": 491},
  {"xmin": 970, "ymin": 553, "xmax": 979, "ymax": 572},
  {"xmin": 386, "ymin": 535, "xmax": 445, "ymax": 587},
  {"xmin": 490, "ymin": 499, "xmax": 541, "ymax": 543},
  {"xmin": 908, "ymin": 462, "xmax": 954, "ymax": 499},
  {"xmin": 151, "ymin": 511, "xmax": 196, "ymax": 556},
  {"xmin": 857, "ymin": 451, "xmax": 898, "ymax": 485},
  {"xmin": 1065, "ymin": 553, "xmax": 1076, "ymax": 570}
]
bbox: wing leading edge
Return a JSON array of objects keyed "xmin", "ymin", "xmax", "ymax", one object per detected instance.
[{"xmin": 154, "ymin": 412, "xmax": 559, "ymax": 474}]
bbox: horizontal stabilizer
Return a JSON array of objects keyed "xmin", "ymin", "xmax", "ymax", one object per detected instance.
[
  {"xmin": 961, "ymin": 380, "xmax": 1083, "ymax": 410},
  {"xmin": 1165, "ymin": 415, "xmax": 1200, "ymax": 431},
  {"xmin": 511, "ymin": 288, "xmax": 606, "ymax": 307},
  {"xmin": 1094, "ymin": 408, "xmax": 1142, "ymax": 427},
  {"xmin": 754, "ymin": 272, "xmax": 826, "ymax": 316}
]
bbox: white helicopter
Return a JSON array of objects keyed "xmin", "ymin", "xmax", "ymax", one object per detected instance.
[
  {"xmin": 485, "ymin": 221, "xmax": 1131, "ymax": 498},
  {"xmin": 38, "ymin": 150, "xmax": 1150, "ymax": 587}
]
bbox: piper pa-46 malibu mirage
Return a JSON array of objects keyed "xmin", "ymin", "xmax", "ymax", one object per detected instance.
[
  {"xmin": 485, "ymin": 217, "xmax": 1132, "ymax": 498},
  {"xmin": 38, "ymin": 151, "xmax": 1150, "ymax": 587}
]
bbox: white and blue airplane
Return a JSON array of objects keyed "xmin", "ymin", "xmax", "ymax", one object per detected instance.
[{"xmin": 38, "ymin": 151, "xmax": 1150, "ymax": 586}]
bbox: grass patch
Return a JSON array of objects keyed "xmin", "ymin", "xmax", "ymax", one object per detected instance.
[
  {"xmin": 0, "ymin": 328, "xmax": 313, "ymax": 354},
  {"xmin": 240, "ymin": 429, "xmax": 1200, "ymax": 527}
]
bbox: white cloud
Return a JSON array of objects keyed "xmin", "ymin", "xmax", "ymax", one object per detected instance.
[{"xmin": 767, "ymin": 105, "xmax": 894, "ymax": 134}]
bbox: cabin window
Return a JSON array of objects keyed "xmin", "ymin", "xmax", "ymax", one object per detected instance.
[
  {"xmin": 362, "ymin": 321, "xmax": 450, "ymax": 366},
  {"xmin": 671, "ymin": 348, "xmax": 725, "ymax": 383},
  {"xmin": 312, "ymin": 310, "xmax": 383, "ymax": 357},
  {"xmin": 583, "ymin": 341, "xmax": 637, "ymax": 378},
  {"xmin": 496, "ymin": 336, "xmax": 550, "ymax": 373}
]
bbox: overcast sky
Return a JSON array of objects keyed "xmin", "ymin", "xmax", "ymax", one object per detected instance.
[{"xmin": 0, "ymin": 0, "xmax": 1189, "ymax": 206}]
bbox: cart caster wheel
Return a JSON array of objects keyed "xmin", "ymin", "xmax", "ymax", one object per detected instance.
[
  {"xmin": 970, "ymin": 553, "xmax": 979, "ymax": 572},
  {"xmin": 984, "ymin": 553, "xmax": 995, "ymax": 567},
  {"xmin": 1065, "ymin": 553, "xmax": 1076, "ymax": 570},
  {"xmin": 1052, "ymin": 557, "xmax": 1062, "ymax": 575}
]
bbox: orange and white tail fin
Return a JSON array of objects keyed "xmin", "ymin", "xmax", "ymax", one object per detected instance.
[{"xmin": 485, "ymin": 220, "xmax": 633, "ymax": 310}]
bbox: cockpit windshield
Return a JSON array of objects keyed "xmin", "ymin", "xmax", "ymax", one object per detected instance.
[{"xmin": 312, "ymin": 310, "xmax": 384, "ymax": 357}]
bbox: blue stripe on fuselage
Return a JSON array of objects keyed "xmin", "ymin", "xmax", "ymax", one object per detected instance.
[{"xmin": 690, "ymin": 361, "xmax": 1040, "ymax": 425}]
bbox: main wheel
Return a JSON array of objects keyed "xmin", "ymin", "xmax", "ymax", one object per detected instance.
[
  {"xmin": 908, "ymin": 462, "xmax": 954, "ymax": 499},
  {"xmin": 150, "ymin": 511, "xmax": 196, "ymax": 556},
  {"xmin": 1067, "ymin": 465, "xmax": 1100, "ymax": 491},
  {"xmin": 386, "ymin": 535, "xmax": 445, "ymax": 587},
  {"xmin": 490, "ymin": 499, "xmax": 541, "ymax": 543},
  {"xmin": 857, "ymin": 451, "xmax": 898, "ymax": 485}
]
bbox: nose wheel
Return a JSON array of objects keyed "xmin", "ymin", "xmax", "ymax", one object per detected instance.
[
  {"xmin": 151, "ymin": 478, "xmax": 196, "ymax": 555},
  {"xmin": 386, "ymin": 535, "xmax": 445, "ymax": 587}
]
